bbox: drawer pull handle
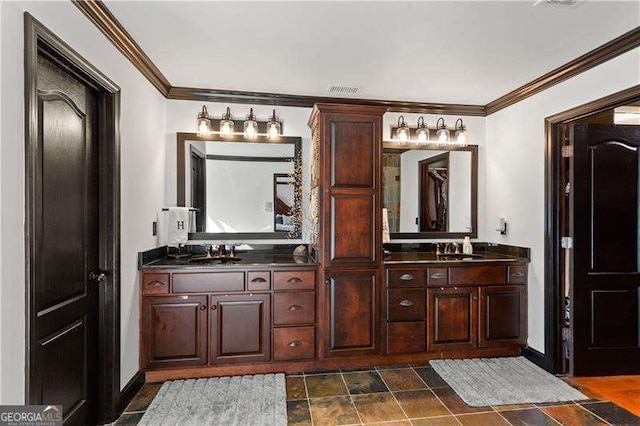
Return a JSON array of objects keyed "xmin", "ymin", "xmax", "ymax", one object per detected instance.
[
  {"xmin": 288, "ymin": 305, "xmax": 303, "ymax": 311},
  {"xmin": 287, "ymin": 277, "xmax": 303, "ymax": 283},
  {"xmin": 511, "ymin": 272, "xmax": 525, "ymax": 277},
  {"xmin": 431, "ymin": 273, "xmax": 445, "ymax": 279},
  {"xmin": 399, "ymin": 300, "xmax": 414, "ymax": 307},
  {"xmin": 288, "ymin": 340, "xmax": 302, "ymax": 348},
  {"xmin": 200, "ymin": 305, "xmax": 207, "ymax": 311},
  {"xmin": 399, "ymin": 274, "xmax": 414, "ymax": 281},
  {"xmin": 146, "ymin": 281, "xmax": 165, "ymax": 287},
  {"xmin": 251, "ymin": 277, "xmax": 267, "ymax": 283}
]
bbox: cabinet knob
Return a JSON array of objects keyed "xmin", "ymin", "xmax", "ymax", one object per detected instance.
[
  {"xmin": 325, "ymin": 279, "xmax": 331, "ymax": 285},
  {"xmin": 200, "ymin": 305, "xmax": 207, "ymax": 311},
  {"xmin": 288, "ymin": 305, "xmax": 302, "ymax": 311},
  {"xmin": 211, "ymin": 305, "xmax": 217, "ymax": 310},
  {"xmin": 399, "ymin": 274, "xmax": 414, "ymax": 281},
  {"xmin": 399, "ymin": 299, "xmax": 414, "ymax": 307},
  {"xmin": 473, "ymin": 296, "xmax": 479, "ymax": 301},
  {"xmin": 288, "ymin": 341, "xmax": 302, "ymax": 348},
  {"xmin": 440, "ymin": 287, "xmax": 445, "ymax": 291},
  {"xmin": 454, "ymin": 286, "xmax": 458, "ymax": 290}
]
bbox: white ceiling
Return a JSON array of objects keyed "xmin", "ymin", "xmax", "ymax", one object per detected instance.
[{"xmin": 105, "ymin": 1, "xmax": 640, "ymax": 105}]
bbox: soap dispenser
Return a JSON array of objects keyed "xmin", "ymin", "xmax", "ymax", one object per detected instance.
[{"xmin": 463, "ymin": 236, "xmax": 473, "ymax": 255}]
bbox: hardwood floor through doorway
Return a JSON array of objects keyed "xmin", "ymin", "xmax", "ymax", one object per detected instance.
[{"xmin": 570, "ymin": 376, "xmax": 640, "ymax": 417}]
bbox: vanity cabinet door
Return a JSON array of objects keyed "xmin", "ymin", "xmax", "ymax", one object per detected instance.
[
  {"xmin": 427, "ymin": 287, "xmax": 478, "ymax": 350},
  {"xmin": 324, "ymin": 269, "xmax": 380, "ymax": 357},
  {"xmin": 142, "ymin": 295, "xmax": 208, "ymax": 369},
  {"xmin": 210, "ymin": 294, "xmax": 270, "ymax": 364},
  {"xmin": 479, "ymin": 285, "xmax": 526, "ymax": 348}
]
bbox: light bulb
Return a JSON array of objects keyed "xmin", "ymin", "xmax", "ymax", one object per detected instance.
[
  {"xmin": 198, "ymin": 121, "xmax": 209, "ymax": 135},
  {"xmin": 269, "ymin": 124, "xmax": 278, "ymax": 138},
  {"xmin": 221, "ymin": 122, "xmax": 231, "ymax": 135}
]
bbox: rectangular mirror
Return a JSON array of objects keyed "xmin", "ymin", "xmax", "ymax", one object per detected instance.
[
  {"xmin": 177, "ymin": 133, "xmax": 302, "ymax": 240},
  {"xmin": 382, "ymin": 142, "xmax": 478, "ymax": 239}
]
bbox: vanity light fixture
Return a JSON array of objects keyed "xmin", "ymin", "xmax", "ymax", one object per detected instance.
[
  {"xmin": 220, "ymin": 106, "xmax": 234, "ymax": 137},
  {"xmin": 395, "ymin": 115, "xmax": 410, "ymax": 143},
  {"xmin": 436, "ymin": 117, "xmax": 450, "ymax": 144},
  {"xmin": 266, "ymin": 109, "xmax": 281, "ymax": 140},
  {"xmin": 416, "ymin": 116, "xmax": 430, "ymax": 144},
  {"xmin": 196, "ymin": 105, "xmax": 211, "ymax": 137},
  {"xmin": 455, "ymin": 118, "xmax": 468, "ymax": 146},
  {"xmin": 243, "ymin": 108, "xmax": 258, "ymax": 139}
]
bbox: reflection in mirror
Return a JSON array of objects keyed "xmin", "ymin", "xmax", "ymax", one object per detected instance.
[
  {"xmin": 383, "ymin": 145, "xmax": 476, "ymax": 237},
  {"xmin": 182, "ymin": 139, "xmax": 301, "ymax": 237}
]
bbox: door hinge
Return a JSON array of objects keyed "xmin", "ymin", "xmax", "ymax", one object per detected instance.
[
  {"xmin": 561, "ymin": 236, "xmax": 573, "ymax": 249},
  {"xmin": 561, "ymin": 145, "xmax": 573, "ymax": 158}
]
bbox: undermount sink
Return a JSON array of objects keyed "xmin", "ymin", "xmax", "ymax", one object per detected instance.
[
  {"xmin": 189, "ymin": 255, "xmax": 242, "ymax": 263},
  {"xmin": 437, "ymin": 253, "xmax": 485, "ymax": 260}
]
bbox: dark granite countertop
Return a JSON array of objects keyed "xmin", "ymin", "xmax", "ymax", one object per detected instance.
[
  {"xmin": 140, "ymin": 251, "xmax": 316, "ymax": 270},
  {"xmin": 383, "ymin": 251, "xmax": 528, "ymax": 265}
]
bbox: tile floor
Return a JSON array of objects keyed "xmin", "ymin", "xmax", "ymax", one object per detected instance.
[{"xmin": 116, "ymin": 365, "xmax": 640, "ymax": 425}]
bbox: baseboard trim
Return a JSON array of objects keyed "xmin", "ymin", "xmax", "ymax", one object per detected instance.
[
  {"xmin": 119, "ymin": 371, "xmax": 145, "ymax": 414},
  {"xmin": 522, "ymin": 347, "xmax": 548, "ymax": 371}
]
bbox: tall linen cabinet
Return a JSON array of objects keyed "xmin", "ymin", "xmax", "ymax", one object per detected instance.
[{"xmin": 308, "ymin": 104, "xmax": 387, "ymax": 358}]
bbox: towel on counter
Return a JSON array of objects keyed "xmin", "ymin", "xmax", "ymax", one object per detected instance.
[
  {"xmin": 382, "ymin": 208, "xmax": 391, "ymax": 243},
  {"xmin": 165, "ymin": 207, "xmax": 191, "ymax": 247}
]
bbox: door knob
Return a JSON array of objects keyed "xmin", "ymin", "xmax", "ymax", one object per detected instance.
[{"xmin": 89, "ymin": 272, "xmax": 107, "ymax": 283}]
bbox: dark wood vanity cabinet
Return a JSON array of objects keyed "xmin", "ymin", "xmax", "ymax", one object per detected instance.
[
  {"xmin": 427, "ymin": 286, "xmax": 478, "ymax": 350},
  {"xmin": 385, "ymin": 263, "xmax": 528, "ymax": 354},
  {"xmin": 210, "ymin": 294, "xmax": 270, "ymax": 364},
  {"xmin": 140, "ymin": 267, "xmax": 317, "ymax": 371},
  {"xmin": 324, "ymin": 269, "xmax": 380, "ymax": 357},
  {"xmin": 142, "ymin": 295, "xmax": 208, "ymax": 369}
]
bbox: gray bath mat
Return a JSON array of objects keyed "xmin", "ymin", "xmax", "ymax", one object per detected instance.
[
  {"xmin": 430, "ymin": 357, "xmax": 587, "ymax": 407},
  {"xmin": 138, "ymin": 374, "xmax": 287, "ymax": 426}
]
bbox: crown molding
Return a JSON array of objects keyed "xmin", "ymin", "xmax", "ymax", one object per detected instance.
[
  {"xmin": 73, "ymin": 0, "xmax": 639, "ymax": 117},
  {"xmin": 485, "ymin": 26, "xmax": 640, "ymax": 115},
  {"xmin": 72, "ymin": 0, "xmax": 171, "ymax": 96},
  {"xmin": 167, "ymin": 86, "xmax": 487, "ymax": 116}
]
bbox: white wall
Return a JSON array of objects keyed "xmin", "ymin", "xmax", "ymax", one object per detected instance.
[
  {"xmin": 0, "ymin": 1, "xmax": 167, "ymax": 402},
  {"xmin": 486, "ymin": 46, "xmax": 640, "ymax": 353},
  {"xmin": 384, "ymin": 112, "xmax": 487, "ymax": 242}
]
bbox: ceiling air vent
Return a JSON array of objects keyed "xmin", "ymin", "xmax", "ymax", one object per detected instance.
[
  {"xmin": 326, "ymin": 85, "xmax": 363, "ymax": 96},
  {"xmin": 534, "ymin": 0, "xmax": 580, "ymax": 6}
]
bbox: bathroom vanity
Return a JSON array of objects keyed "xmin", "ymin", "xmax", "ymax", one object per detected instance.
[{"xmin": 139, "ymin": 103, "xmax": 530, "ymax": 382}]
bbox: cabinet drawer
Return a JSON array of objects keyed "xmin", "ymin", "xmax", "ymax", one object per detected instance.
[
  {"xmin": 387, "ymin": 322, "xmax": 426, "ymax": 354},
  {"xmin": 273, "ymin": 292, "xmax": 316, "ymax": 325},
  {"xmin": 274, "ymin": 271, "xmax": 315, "ymax": 290},
  {"xmin": 387, "ymin": 289, "xmax": 425, "ymax": 322},
  {"xmin": 508, "ymin": 265, "xmax": 528, "ymax": 284},
  {"xmin": 173, "ymin": 272, "xmax": 244, "ymax": 293},
  {"xmin": 427, "ymin": 268, "xmax": 448, "ymax": 287},
  {"xmin": 142, "ymin": 273, "xmax": 169, "ymax": 295},
  {"xmin": 387, "ymin": 269, "xmax": 426, "ymax": 287},
  {"xmin": 449, "ymin": 266, "xmax": 507, "ymax": 285},
  {"xmin": 247, "ymin": 271, "xmax": 271, "ymax": 291},
  {"xmin": 274, "ymin": 327, "xmax": 315, "ymax": 361}
]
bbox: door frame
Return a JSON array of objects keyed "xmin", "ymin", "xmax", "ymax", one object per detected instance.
[
  {"xmin": 24, "ymin": 14, "xmax": 122, "ymax": 423},
  {"xmin": 544, "ymin": 83, "xmax": 640, "ymax": 374}
]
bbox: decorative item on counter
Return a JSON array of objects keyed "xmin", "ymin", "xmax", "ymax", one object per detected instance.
[
  {"xmin": 463, "ymin": 236, "xmax": 473, "ymax": 254},
  {"xmin": 454, "ymin": 242, "xmax": 460, "ymax": 254},
  {"xmin": 293, "ymin": 244, "xmax": 308, "ymax": 258},
  {"xmin": 436, "ymin": 243, "xmax": 442, "ymax": 256},
  {"xmin": 382, "ymin": 208, "xmax": 391, "ymax": 243}
]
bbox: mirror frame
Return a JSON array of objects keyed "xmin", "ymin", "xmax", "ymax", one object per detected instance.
[
  {"xmin": 176, "ymin": 132, "xmax": 303, "ymax": 240},
  {"xmin": 382, "ymin": 142, "xmax": 478, "ymax": 240}
]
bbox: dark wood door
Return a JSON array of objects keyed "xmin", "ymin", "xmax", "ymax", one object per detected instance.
[
  {"xmin": 324, "ymin": 270, "xmax": 380, "ymax": 357},
  {"xmin": 479, "ymin": 286, "xmax": 525, "ymax": 348},
  {"xmin": 29, "ymin": 54, "xmax": 100, "ymax": 424},
  {"xmin": 210, "ymin": 294, "xmax": 271, "ymax": 364},
  {"xmin": 142, "ymin": 295, "xmax": 208, "ymax": 369},
  {"xmin": 322, "ymin": 113, "xmax": 381, "ymax": 267},
  {"xmin": 427, "ymin": 287, "xmax": 478, "ymax": 350},
  {"xmin": 572, "ymin": 124, "xmax": 640, "ymax": 375},
  {"xmin": 190, "ymin": 147, "xmax": 206, "ymax": 232}
]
